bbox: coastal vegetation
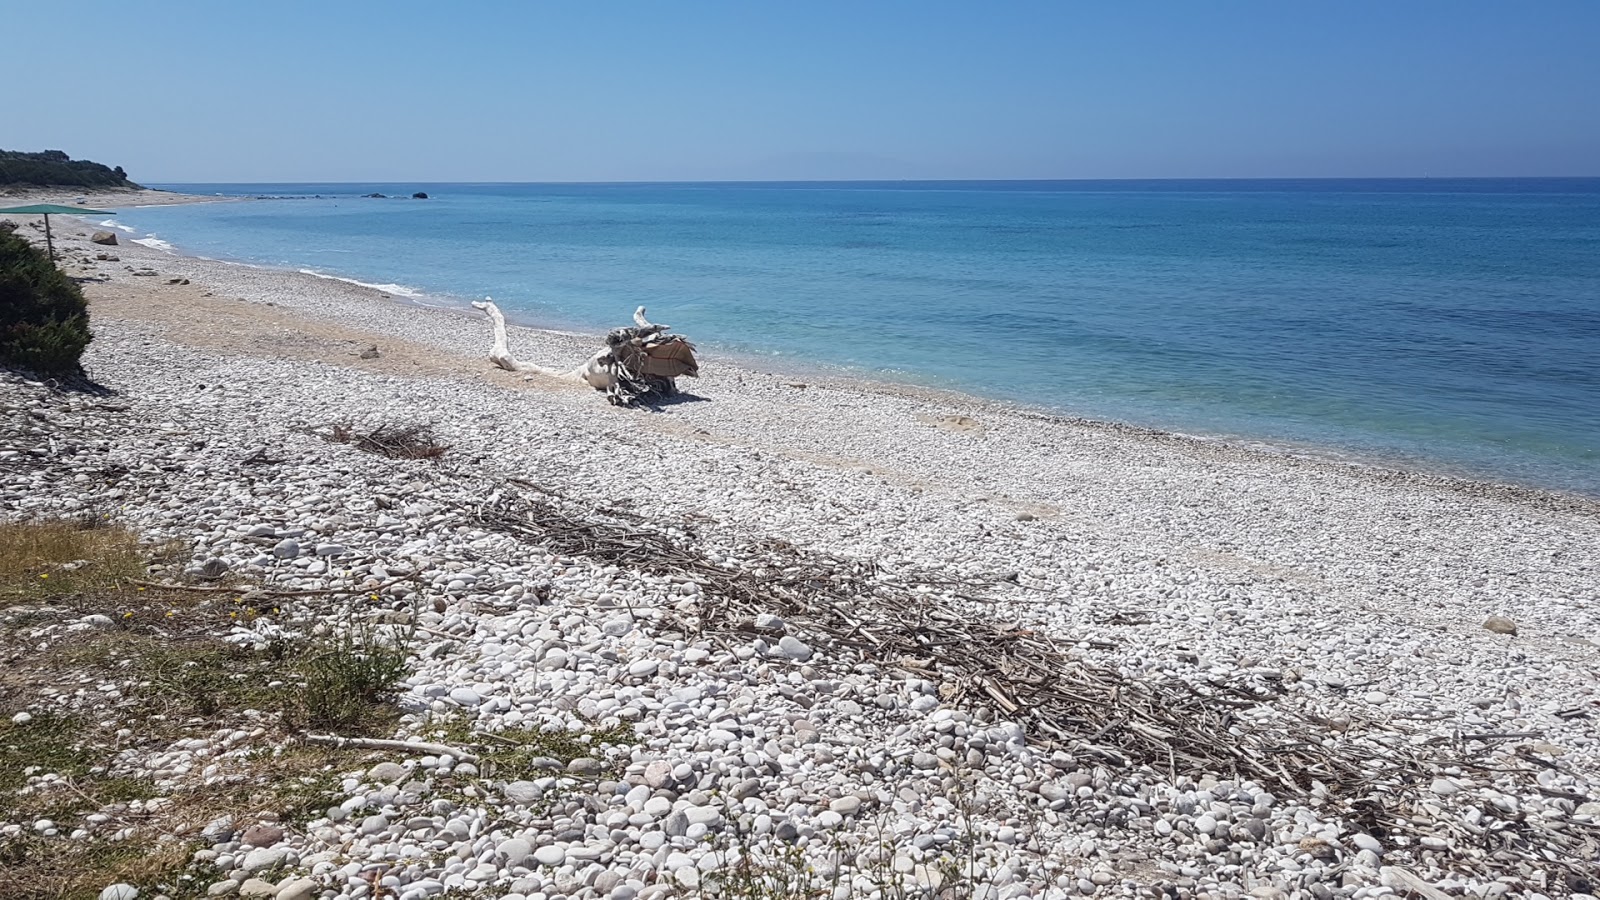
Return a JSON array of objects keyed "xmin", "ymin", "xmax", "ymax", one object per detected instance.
[
  {"xmin": 0, "ymin": 232, "xmax": 94, "ymax": 374},
  {"xmin": 0, "ymin": 149, "xmax": 137, "ymax": 189}
]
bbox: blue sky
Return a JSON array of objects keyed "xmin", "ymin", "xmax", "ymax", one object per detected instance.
[{"xmin": 4, "ymin": 1, "xmax": 1597, "ymax": 182}]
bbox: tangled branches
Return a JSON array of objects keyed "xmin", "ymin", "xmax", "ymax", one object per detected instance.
[
  {"xmin": 301, "ymin": 422, "xmax": 449, "ymax": 460},
  {"xmin": 468, "ymin": 485, "xmax": 1598, "ymax": 889}
]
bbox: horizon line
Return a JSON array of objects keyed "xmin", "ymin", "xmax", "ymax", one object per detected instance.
[{"xmin": 139, "ymin": 174, "xmax": 1600, "ymax": 187}]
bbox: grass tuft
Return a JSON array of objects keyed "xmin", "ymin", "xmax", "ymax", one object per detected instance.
[{"xmin": 0, "ymin": 518, "xmax": 147, "ymax": 607}]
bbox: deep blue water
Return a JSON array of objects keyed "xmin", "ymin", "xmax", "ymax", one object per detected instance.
[{"xmin": 117, "ymin": 180, "xmax": 1600, "ymax": 496}]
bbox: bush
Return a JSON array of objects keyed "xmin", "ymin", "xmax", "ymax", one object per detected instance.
[{"xmin": 0, "ymin": 232, "xmax": 92, "ymax": 374}]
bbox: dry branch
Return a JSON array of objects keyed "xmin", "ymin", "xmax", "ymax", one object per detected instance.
[{"xmin": 466, "ymin": 485, "xmax": 1598, "ymax": 890}]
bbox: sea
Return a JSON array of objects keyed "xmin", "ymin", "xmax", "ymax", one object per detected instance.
[{"xmin": 112, "ymin": 179, "xmax": 1600, "ymax": 497}]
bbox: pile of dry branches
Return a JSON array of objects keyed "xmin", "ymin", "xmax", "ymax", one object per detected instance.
[
  {"xmin": 302, "ymin": 422, "xmax": 449, "ymax": 460},
  {"xmin": 468, "ymin": 484, "xmax": 1597, "ymax": 890}
]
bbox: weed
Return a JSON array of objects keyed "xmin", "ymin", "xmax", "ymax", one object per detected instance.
[
  {"xmin": 0, "ymin": 518, "xmax": 146, "ymax": 607},
  {"xmin": 0, "ymin": 833, "xmax": 201, "ymax": 900},
  {"xmin": 426, "ymin": 713, "xmax": 638, "ymax": 780},
  {"xmin": 285, "ymin": 624, "xmax": 414, "ymax": 733}
]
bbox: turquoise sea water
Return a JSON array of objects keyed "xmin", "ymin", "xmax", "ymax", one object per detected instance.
[{"xmin": 119, "ymin": 180, "xmax": 1600, "ymax": 496}]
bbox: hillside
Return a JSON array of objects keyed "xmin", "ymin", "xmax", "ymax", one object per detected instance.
[{"xmin": 0, "ymin": 149, "xmax": 139, "ymax": 189}]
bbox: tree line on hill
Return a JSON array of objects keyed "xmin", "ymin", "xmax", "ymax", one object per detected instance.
[{"xmin": 0, "ymin": 149, "xmax": 139, "ymax": 189}]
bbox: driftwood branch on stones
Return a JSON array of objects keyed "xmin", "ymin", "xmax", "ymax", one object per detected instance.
[{"xmin": 472, "ymin": 300, "xmax": 698, "ymax": 406}]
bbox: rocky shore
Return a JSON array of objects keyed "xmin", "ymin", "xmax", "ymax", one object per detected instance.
[{"xmin": 2, "ymin": 224, "xmax": 1597, "ymax": 900}]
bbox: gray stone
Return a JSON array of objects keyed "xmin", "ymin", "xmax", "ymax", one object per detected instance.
[
  {"xmin": 239, "ymin": 847, "xmax": 288, "ymax": 873},
  {"xmin": 271, "ymin": 539, "xmax": 299, "ymax": 559},
  {"xmin": 497, "ymin": 837, "xmax": 532, "ymax": 867},
  {"xmin": 367, "ymin": 762, "xmax": 407, "ymax": 782},
  {"xmin": 503, "ymin": 781, "xmax": 542, "ymax": 804},
  {"xmin": 274, "ymin": 879, "xmax": 317, "ymax": 900},
  {"xmin": 567, "ymin": 757, "xmax": 603, "ymax": 775},
  {"xmin": 239, "ymin": 824, "xmax": 283, "ymax": 847},
  {"xmin": 448, "ymin": 687, "xmax": 481, "ymax": 707},
  {"xmin": 533, "ymin": 844, "xmax": 565, "ymax": 867},
  {"xmin": 99, "ymin": 887, "xmax": 138, "ymax": 900},
  {"xmin": 237, "ymin": 880, "xmax": 276, "ymax": 899},
  {"xmin": 829, "ymin": 796, "xmax": 862, "ymax": 815},
  {"xmin": 776, "ymin": 635, "xmax": 813, "ymax": 661},
  {"xmin": 644, "ymin": 760, "xmax": 674, "ymax": 788},
  {"xmin": 314, "ymin": 542, "xmax": 348, "ymax": 556},
  {"xmin": 662, "ymin": 810, "xmax": 689, "ymax": 837},
  {"xmin": 1483, "ymin": 616, "xmax": 1518, "ymax": 635}
]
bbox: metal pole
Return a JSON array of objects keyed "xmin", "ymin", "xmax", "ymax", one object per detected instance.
[{"xmin": 44, "ymin": 213, "xmax": 55, "ymax": 262}]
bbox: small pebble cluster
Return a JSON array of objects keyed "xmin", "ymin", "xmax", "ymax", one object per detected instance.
[{"xmin": 2, "ymin": 227, "xmax": 1598, "ymax": 900}]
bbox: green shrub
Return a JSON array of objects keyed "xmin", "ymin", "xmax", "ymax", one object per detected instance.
[{"xmin": 0, "ymin": 232, "xmax": 92, "ymax": 374}]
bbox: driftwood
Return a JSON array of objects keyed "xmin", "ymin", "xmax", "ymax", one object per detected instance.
[
  {"xmin": 467, "ymin": 483, "xmax": 1600, "ymax": 891},
  {"xmin": 299, "ymin": 732, "xmax": 479, "ymax": 763},
  {"xmin": 473, "ymin": 300, "xmax": 698, "ymax": 406}
]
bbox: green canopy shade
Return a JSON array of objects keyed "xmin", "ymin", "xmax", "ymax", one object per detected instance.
[{"xmin": 0, "ymin": 204, "xmax": 116, "ymax": 261}]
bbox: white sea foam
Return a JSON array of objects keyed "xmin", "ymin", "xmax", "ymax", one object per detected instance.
[
  {"xmin": 296, "ymin": 268, "xmax": 429, "ymax": 300},
  {"xmin": 99, "ymin": 219, "xmax": 138, "ymax": 233},
  {"xmin": 132, "ymin": 236, "xmax": 176, "ymax": 252}
]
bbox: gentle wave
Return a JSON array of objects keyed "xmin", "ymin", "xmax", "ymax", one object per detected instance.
[
  {"xmin": 132, "ymin": 236, "xmax": 176, "ymax": 252},
  {"xmin": 99, "ymin": 219, "xmax": 138, "ymax": 233},
  {"xmin": 296, "ymin": 268, "xmax": 428, "ymax": 299}
]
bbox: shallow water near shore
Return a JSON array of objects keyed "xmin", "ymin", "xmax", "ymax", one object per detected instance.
[{"xmin": 117, "ymin": 179, "xmax": 1600, "ymax": 495}]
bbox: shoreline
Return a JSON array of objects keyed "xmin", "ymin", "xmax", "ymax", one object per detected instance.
[
  {"xmin": 56, "ymin": 199, "xmax": 1600, "ymax": 508},
  {"xmin": 4, "ymin": 213, "xmax": 1598, "ymax": 897}
]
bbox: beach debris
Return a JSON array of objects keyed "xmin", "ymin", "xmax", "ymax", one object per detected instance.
[
  {"xmin": 468, "ymin": 481, "xmax": 1600, "ymax": 890},
  {"xmin": 473, "ymin": 299, "xmax": 698, "ymax": 407},
  {"xmin": 300, "ymin": 421, "xmax": 449, "ymax": 459},
  {"xmin": 359, "ymin": 344, "xmax": 381, "ymax": 359},
  {"xmin": 95, "ymin": 252, "xmax": 118, "ymax": 261},
  {"xmin": 90, "ymin": 230, "xmax": 117, "ymax": 245},
  {"xmin": 1483, "ymin": 615, "xmax": 1519, "ymax": 635}
]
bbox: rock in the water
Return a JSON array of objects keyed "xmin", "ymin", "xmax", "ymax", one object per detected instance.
[
  {"xmin": 1483, "ymin": 615, "xmax": 1518, "ymax": 635},
  {"xmin": 91, "ymin": 231, "xmax": 118, "ymax": 246},
  {"xmin": 412, "ymin": 192, "xmax": 429, "ymax": 199}
]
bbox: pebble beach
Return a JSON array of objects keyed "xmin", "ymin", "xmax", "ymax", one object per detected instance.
[{"xmin": 3, "ymin": 201, "xmax": 1598, "ymax": 900}]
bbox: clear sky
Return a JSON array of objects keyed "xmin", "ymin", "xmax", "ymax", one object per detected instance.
[{"xmin": 3, "ymin": 1, "xmax": 1597, "ymax": 182}]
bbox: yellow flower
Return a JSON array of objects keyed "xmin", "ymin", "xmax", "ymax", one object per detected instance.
[
  {"xmin": 137, "ymin": 587, "xmax": 146, "ymax": 592},
  {"xmin": 123, "ymin": 612, "xmax": 133, "ymax": 619},
  {"xmin": 165, "ymin": 610, "xmax": 175, "ymax": 618},
  {"xmin": 230, "ymin": 612, "xmax": 238, "ymax": 619},
  {"xmin": 39, "ymin": 573, "xmax": 48, "ymax": 579}
]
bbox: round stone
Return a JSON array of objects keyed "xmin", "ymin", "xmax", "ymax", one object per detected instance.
[{"xmin": 533, "ymin": 845, "xmax": 565, "ymax": 867}]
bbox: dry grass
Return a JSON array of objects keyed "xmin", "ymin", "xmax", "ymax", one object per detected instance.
[
  {"xmin": 0, "ymin": 517, "xmax": 148, "ymax": 607},
  {"xmin": 0, "ymin": 836, "xmax": 206, "ymax": 900},
  {"xmin": 0, "ymin": 518, "xmax": 415, "ymax": 897}
]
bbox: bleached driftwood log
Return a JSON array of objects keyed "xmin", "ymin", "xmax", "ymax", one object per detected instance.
[{"xmin": 472, "ymin": 299, "xmax": 698, "ymax": 406}]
